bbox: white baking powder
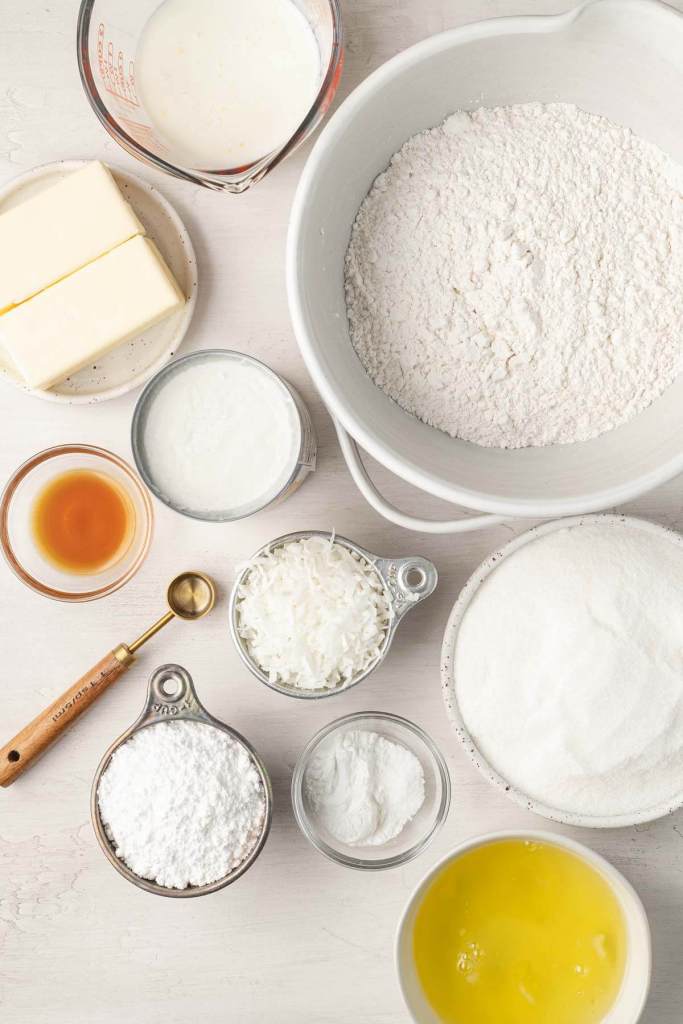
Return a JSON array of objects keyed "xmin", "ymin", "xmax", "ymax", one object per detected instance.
[
  {"xmin": 345, "ymin": 103, "xmax": 683, "ymax": 448},
  {"xmin": 304, "ymin": 729, "xmax": 425, "ymax": 845},
  {"xmin": 139, "ymin": 355, "xmax": 300, "ymax": 517},
  {"xmin": 97, "ymin": 721, "xmax": 266, "ymax": 889},
  {"xmin": 455, "ymin": 522, "xmax": 683, "ymax": 817}
]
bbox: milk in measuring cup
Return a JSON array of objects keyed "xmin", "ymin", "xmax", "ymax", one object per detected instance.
[{"xmin": 136, "ymin": 0, "xmax": 321, "ymax": 169}]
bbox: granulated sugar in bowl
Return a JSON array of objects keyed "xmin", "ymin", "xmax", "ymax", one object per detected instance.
[{"xmin": 442, "ymin": 515, "xmax": 683, "ymax": 827}]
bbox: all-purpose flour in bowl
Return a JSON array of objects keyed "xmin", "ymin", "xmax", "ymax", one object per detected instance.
[
  {"xmin": 451, "ymin": 518, "xmax": 683, "ymax": 822},
  {"xmin": 345, "ymin": 103, "xmax": 683, "ymax": 449}
]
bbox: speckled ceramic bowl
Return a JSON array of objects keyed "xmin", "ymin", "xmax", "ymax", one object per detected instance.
[{"xmin": 441, "ymin": 513, "xmax": 683, "ymax": 828}]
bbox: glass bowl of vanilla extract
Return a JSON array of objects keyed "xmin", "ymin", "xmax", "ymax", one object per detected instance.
[{"xmin": 0, "ymin": 444, "xmax": 153, "ymax": 601}]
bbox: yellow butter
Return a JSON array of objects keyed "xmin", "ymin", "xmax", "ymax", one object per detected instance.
[
  {"xmin": 0, "ymin": 161, "xmax": 144, "ymax": 312},
  {"xmin": 0, "ymin": 236, "xmax": 185, "ymax": 390}
]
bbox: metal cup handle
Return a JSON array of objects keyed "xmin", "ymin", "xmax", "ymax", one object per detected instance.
[
  {"xmin": 374, "ymin": 554, "xmax": 438, "ymax": 628},
  {"xmin": 132, "ymin": 664, "xmax": 218, "ymax": 730}
]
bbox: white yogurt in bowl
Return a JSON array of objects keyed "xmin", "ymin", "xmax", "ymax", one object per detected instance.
[{"xmin": 131, "ymin": 350, "xmax": 316, "ymax": 521}]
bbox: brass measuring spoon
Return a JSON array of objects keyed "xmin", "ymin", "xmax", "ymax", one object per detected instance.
[{"xmin": 0, "ymin": 572, "xmax": 215, "ymax": 787}]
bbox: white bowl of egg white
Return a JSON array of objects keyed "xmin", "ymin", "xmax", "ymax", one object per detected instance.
[
  {"xmin": 441, "ymin": 513, "xmax": 683, "ymax": 828},
  {"xmin": 131, "ymin": 349, "xmax": 315, "ymax": 521},
  {"xmin": 396, "ymin": 830, "xmax": 651, "ymax": 1024}
]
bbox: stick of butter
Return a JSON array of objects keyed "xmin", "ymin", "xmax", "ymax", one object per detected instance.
[
  {"xmin": 0, "ymin": 236, "xmax": 185, "ymax": 390},
  {"xmin": 0, "ymin": 162, "xmax": 144, "ymax": 313}
]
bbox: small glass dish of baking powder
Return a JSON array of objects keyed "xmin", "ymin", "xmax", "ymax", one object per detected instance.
[{"xmin": 292, "ymin": 711, "xmax": 450, "ymax": 870}]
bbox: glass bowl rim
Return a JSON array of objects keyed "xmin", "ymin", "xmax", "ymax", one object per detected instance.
[
  {"xmin": 291, "ymin": 710, "xmax": 451, "ymax": 870},
  {"xmin": 0, "ymin": 443, "xmax": 154, "ymax": 602}
]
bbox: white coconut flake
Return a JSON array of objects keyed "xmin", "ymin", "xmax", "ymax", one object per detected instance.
[{"xmin": 236, "ymin": 536, "xmax": 391, "ymax": 690}]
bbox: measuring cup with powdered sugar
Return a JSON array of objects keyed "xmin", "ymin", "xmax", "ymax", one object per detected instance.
[{"xmin": 92, "ymin": 664, "xmax": 272, "ymax": 897}]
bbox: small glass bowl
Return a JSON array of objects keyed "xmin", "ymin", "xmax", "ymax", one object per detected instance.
[
  {"xmin": 0, "ymin": 444, "xmax": 153, "ymax": 602},
  {"xmin": 292, "ymin": 712, "xmax": 450, "ymax": 870}
]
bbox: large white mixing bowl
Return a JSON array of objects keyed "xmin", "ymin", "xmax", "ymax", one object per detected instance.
[{"xmin": 287, "ymin": 0, "xmax": 683, "ymax": 533}]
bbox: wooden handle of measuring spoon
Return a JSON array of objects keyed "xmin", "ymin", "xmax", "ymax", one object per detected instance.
[{"xmin": 0, "ymin": 645, "xmax": 134, "ymax": 787}]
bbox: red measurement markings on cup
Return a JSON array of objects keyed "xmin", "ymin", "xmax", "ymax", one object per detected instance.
[
  {"xmin": 97, "ymin": 22, "xmax": 139, "ymax": 107},
  {"xmin": 119, "ymin": 116, "xmax": 168, "ymax": 154}
]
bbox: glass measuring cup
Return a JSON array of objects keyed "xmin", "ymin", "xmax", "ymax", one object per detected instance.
[{"xmin": 76, "ymin": 0, "xmax": 344, "ymax": 193}]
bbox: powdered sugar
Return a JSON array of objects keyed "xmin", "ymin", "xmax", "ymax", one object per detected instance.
[
  {"xmin": 345, "ymin": 102, "xmax": 683, "ymax": 448},
  {"xmin": 97, "ymin": 721, "xmax": 266, "ymax": 889},
  {"xmin": 303, "ymin": 729, "xmax": 425, "ymax": 845}
]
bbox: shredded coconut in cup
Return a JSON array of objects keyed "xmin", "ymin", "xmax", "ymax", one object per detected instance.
[{"xmin": 234, "ymin": 535, "xmax": 391, "ymax": 691}]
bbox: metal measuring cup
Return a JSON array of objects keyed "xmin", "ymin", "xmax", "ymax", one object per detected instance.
[
  {"xmin": 229, "ymin": 530, "xmax": 438, "ymax": 699},
  {"xmin": 91, "ymin": 664, "xmax": 273, "ymax": 898}
]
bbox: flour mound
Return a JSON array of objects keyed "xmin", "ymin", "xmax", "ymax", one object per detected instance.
[{"xmin": 345, "ymin": 103, "xmax": 683, "ymax": 449}]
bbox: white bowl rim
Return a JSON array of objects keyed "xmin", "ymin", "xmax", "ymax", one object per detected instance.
[
  {"xmin": 395, "ymin": 828, "xmax": 652, "ymax": 1024},
  {"xmin": 286, "ymin": 0, "xmax": 683, "ymax": 518},
  {"xmin": 441, "ymin": 512, "xmax": 683, "ymax": 827}
]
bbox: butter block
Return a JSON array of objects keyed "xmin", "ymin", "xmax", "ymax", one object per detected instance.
[
  {"xmin": 0, "ymin": 161, "xmax": 145, "ymax": 312},
  {"xmin": 0, "ymin": 235, "xmax": 185, "ymax": 390}
]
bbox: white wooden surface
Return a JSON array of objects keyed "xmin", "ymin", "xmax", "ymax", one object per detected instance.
[{"xmin": 2, "ymin": 2, "xmax": 683, "ymax": 1021}]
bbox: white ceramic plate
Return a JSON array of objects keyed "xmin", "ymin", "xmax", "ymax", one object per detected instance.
[
  {"xmin": 0, "ymin": 160, "xmax": 198, "ymax": 404},
  {"xmin": 441, "ymin": 512, "xmax": 683, "ymax": 828}
]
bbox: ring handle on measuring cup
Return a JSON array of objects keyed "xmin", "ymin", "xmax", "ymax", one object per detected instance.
[
  {"xmin": 375, "ymin": 554, "xmax": 438, "ymax": 627},
  {"xmin": 135, "ymin": 664, "xmax": 210, "ymax": 727}
]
